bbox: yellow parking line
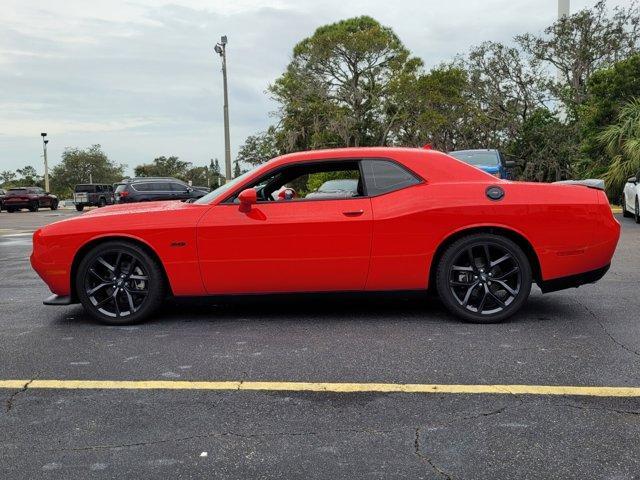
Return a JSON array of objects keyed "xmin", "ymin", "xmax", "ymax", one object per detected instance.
[{"xmin": 1, "ymin": 379, "xmax": 640, "ymax": 397}]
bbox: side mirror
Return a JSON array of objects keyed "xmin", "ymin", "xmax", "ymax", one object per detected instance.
[
  {"xmin": 238, "ymin": 188, "xmax": 257, "ymax": 212},
  {"xmin": 628, "ymin": 177, "xmax": 637, "ymax": 184},
  {"xmin": 504, "ymin": 160, "xmax": 516, "ymax": 168}
]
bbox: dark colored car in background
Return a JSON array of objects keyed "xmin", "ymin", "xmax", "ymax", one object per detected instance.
[
  {"xmin": 113, "ymin": 177, "xmax": 207, "ymax": 204},
  {"xmin": 3, "ymin": 187, "xmax": 58, "ymax": 212},
  {"xmin": 0, "ymin": 189, "xmax": 6, "ymax": 211},
  {"xmin": 73, "ymin": 184, "xmax": 115, "ymax": 211},
  {"xmin": 448, "ymin": 149, "xmax": 515, "ymax": 179}
]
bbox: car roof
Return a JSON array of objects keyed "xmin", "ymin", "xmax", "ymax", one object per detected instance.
[{"xmin": 121, "ymin": 177, "xmax": 185, "ymax": 184}]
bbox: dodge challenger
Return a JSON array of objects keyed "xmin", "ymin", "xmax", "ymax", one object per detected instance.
[{"xmin": 31, "ymin": 147, "xmax": 620, "ymax": 325}]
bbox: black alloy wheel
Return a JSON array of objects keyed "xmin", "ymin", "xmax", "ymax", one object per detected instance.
[
  {"xmin": 76, "ymin": 241, "xmax": 165, "ymax": 324},
  {"xmin": 436, "ymin": 234, "xmax": 532, "ymax": 323},
  {"xmin": 29, "ymin": 201, "xmax": 39, "ymax": 212}
]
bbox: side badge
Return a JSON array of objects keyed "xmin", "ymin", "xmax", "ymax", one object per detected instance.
[
  {"xmin": 486, "ymin": 186, "xmax": 505, "ymax": 201},
  {"xmin": 170, "ymin": 241, "xmax": 187, "ymax": 248}
]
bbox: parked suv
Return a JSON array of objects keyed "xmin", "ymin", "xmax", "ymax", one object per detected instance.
[
  {"xmin": 113, "ymin": 178, "xmax": 207, "ymax": 204},
  {"xmin": 73, "ymin": 184, "xmax": 115, "ymax": 211},
  {"xmin": 3, "ymin": 187, "xmax": 58, "ymax": 212}
]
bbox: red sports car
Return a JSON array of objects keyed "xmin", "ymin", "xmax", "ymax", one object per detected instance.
[{"xmin": 31, "ymin": 147, "xmax": 620, "ymax": 325}]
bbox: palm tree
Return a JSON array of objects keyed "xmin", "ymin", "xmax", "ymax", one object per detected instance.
[{"xmin": 601, "ymin": 98, "xmax": 640, "ymax": 196}]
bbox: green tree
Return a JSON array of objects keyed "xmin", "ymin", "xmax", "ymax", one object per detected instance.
[
  {"xmin": 269, "ymin": 16, "xmax": 421, "ymax": 151},
  {"xmin": 518, "ymin": 0, "xmax": 640, "ymax": 114},
  {"xmin": 15, "ymin": 166, "xmax": 42, "ymax": 186},
  {"xmin": 184, "ymin": 166, "xmax": 209, "ymax": 186},
  {"xmin": 0, "ymin": 170, "xmax": 17, "ymax": 186},
  {"xmin": 577, "ymin": 53, "xmax": 640, "ymax": 178},
  {"xmin": 236, "ymin": 127, "xmax": 280, "ymax": 166},
  {"xmin": 600, "ymin": 98, "xmax": 640, "ymax": 194},
  {"xmin": 134, "ymin": 156, "xmax": 191, "ymax": 179},
  {"xmin": 509, "ymin": 108, "xmax": 577, "ymax": 182},
  {"xmin": 208, "ymin": 158, "xmax": 223, "ymax": 188},
  {"xmin": 50, "ymin": 145, "xmax": 125, "ymax": 198}
]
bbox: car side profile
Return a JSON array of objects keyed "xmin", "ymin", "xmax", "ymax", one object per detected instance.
[
  {"xmin": 31, "ymin": 147, "xmax": 620, "ymax": 325},
  {"xmin": 114, "ymin": 177, "xmax": 206, "ymax": 204},
  {"xmin": 622, "ymin": 171, "xmax": 640, "ymax": 223},
  {"xmin": 4, "ymin": 187, "xmax": 58, "ymax": 212}
]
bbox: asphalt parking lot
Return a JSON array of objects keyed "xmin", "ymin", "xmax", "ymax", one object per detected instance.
[{"xmin": 1, "ymin": 209, "xmax": 639, "ymax": 479}]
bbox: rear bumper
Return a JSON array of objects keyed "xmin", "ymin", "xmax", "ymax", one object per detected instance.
[{"xmin": 538, "ymin": 264, "xmax": 610, "ymax": 293}]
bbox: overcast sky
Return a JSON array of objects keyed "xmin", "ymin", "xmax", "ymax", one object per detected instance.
[{"xmin": 0, "ymin": 0, "xmax": 629, "ymax": 176}]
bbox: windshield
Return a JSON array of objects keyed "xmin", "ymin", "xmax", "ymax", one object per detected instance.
[
  {"xmin": 194, "ymin": 169, "xmax": 257, "ymax": 204},
  {"xmin": 449, "ymin": 151, "xmax": 500, "ymax": 167}
]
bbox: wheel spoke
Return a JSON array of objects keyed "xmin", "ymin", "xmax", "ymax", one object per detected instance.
[
  {"xmin": 87, "ymin": 282, "xmax": 111, "ymax": 296},
  {"xmin": 452, "ymin": 265, "xmax": 474, "ymax": 272},
  {"xmin": 114, "ymin": 252, "xmax": 123, "ymax": 271},
  {"xmin": 461, "ymin": 282, "xmax": 479, "ymax": 306},
  {"xmin": 477, "ymin": 288, "xmax": 488, "ymax": 312},
  {"xmin": 483, "ymin": 245, "xmax": 491, "ymax": 266},
  {"xmin": 466, "ymin": 248, "xmax": 475, "ymax": 268},
  {"xmin": 128, "ymin": 274, "xmax": 149, "ymax": 280},
  {"xmin": 95, "ymin": 295, "xmax": 114, "ymax": 309},
  {"xmin": 97, "ymin": 256, "xmax": 115, "ymax": 272},
  {"xmin": 124, "ymin": 289, "xmax": 136, "ymax": 313},
  {"xmin": 490, "ymin": 254, "xmax": 511, "ymax": 268},
  {"xmin": 487, "ymin": 289, "xmax": 506, "ymax": 308},
  {"xmin": 89, "ymin": 268, "xmax": 110, "ymax": 282},
  {"xmin": 113, "ymin": 290, "xmax": 121, "ymax": 317},
  {"xmin": 126, "ymin": 288, "xmax": 148, "ymax": 295},
  {"xmin": 495, "ymin": 267, "xmax": 519, "ymax": 280},
  {"xmin": 493, "ymin": 280, "xmax": 517, "ymax": 296}
]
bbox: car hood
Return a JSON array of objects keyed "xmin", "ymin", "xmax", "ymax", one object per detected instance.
[{"xmin": 82, "ymin": 200, "xmax": 189, "ymax": 216}]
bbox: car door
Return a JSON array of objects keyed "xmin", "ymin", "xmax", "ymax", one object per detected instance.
[
  {"xmin": 196, "ymin": 161, "xmax": 373, "ymax": 295},
  {"xmin": 170, "ymin": 182, "xmax": 190, "ymax": 200}
]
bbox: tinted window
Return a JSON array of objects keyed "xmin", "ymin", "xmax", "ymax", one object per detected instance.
[
  {"xmin": 115, "ymin": 184, "xmax": 127, "ymax": 193},
  {"xmin": 75, "ymin": 184, "xmax": 95, "ymax": 193},
  {"xmin": 171, "ymin": 183, "xmax": 189, "ymax": 192},
  {"xmin": 449, "ymin": 150, "xmax": 500, "ymax": 167},
  {"xmin": 362, "ymin": 160, "xmax": 419, "ymax": 196}
]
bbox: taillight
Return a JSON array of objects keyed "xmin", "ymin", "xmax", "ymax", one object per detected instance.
[{"xmin": 119, "ymin": 191, "xmax": 129, "ymax": 197}]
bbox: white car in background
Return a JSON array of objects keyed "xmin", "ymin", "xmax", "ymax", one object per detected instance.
[{"xmin": 622, "ymin": 170, "xmax": 640, "ymax": 223}]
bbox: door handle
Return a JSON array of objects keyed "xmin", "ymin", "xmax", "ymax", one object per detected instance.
[{"xmin": 342, "ymin": 209, "xmax": 364, "ymax": 217}]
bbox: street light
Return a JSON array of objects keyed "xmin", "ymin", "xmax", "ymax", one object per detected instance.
[
  {"xmin": 214, "ymin": 35, "xmax": 232, "ymax": 182},
  {"xmin": 40, "ymin": 132, "xmax": 50, "ymax": 193}
]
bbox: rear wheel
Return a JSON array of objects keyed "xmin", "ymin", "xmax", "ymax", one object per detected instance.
[
  {"xmin": 436, "ymin": 234, "xmax": 532, "ymax": 323},
  {"xmin": 75, "ymin": 204, "xmax": 84, "ymax": 212},
  {"xmin": 28, "ymin": 201, "xmax": 39, "ymax": 212},
  {"xmin": 98, "ymin": 197, "xmax": 106, "ymax": 207},
  {"xmin": 76, "ymin": 241, "xmax": 166, "ymax": 325}
]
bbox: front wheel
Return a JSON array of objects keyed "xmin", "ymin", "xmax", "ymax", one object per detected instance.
[
  {"xmin": 76, "ymin": 241, "xmax": 166, "ymax": 325},
  {"xmin": 50, "ymin": 201, "xmax": 58, "ymax": 210},
  {"xmin": 436, "ymin": 234, "xmax": 532, "ymax": 323}
]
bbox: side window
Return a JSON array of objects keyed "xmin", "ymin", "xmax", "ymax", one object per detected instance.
[
  {"xmin": 362, "ymin": 160, "xmax": 420, "ymax": 196},
  {"xmin": 134, "ymin": 183, "xmax": 152, "ymax": 192},
  {"xmin": 228, "ymin": 160, "xmax": 362, "ymax": 203},
  {"xmin": 171, "ymin": 183, "xmax": 189, "ymax": 192}
]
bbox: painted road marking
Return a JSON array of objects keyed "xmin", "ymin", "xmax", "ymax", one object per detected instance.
[{"xmin": 1, "ymin": 380, "xmax": 640, "ymax": 397}]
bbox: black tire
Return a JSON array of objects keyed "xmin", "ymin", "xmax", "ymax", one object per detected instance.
[
  {"xmin": 436, "ymin": 233, "xmax": 532, "ymax": 323},
  {"xmin": 75, "ymin": 204, "xmax": 84, "ymax": 212},
  {"xmin": 75, "ymin": 241, "xmax": 166, "ymax": 325},
  {"xmin": 6, "ymin": 207, "xmax": 16, "ymax": 213},
  {"xmin": 50, "ymin": 201, "xmax": 58, "ymax": 211},
  {"xmin": 635, "ymin": 197, "xmax": 640, "ymax": 224},
  {"xmin": 28, "ymin": 201, "xmax": 39, "ymax": 212},
  {"xmin": 98, "ymin": 197, "xmax": 106, "ymax": 207},
  {"xmin": 622, "ymin": 196, "xmax": 632, "ymax": 218}
]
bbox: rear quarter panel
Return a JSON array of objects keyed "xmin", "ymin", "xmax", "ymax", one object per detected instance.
[{"xmin": 366, "ymin": 181, "xmax": 611, "ymax": 290}]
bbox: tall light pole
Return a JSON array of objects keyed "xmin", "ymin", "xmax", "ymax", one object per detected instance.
[
  {"xmin": 214, "ymin": 35, "xmax": 232, "ymax": 182},
  {"xmin": 40, "ymin": 132, "xmax": 50, "ymax": 192}
]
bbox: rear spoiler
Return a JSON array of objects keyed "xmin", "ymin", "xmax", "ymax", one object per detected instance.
[{"xmin": 553, "ymin": 179, "xmax": 605, "ymax": 191}]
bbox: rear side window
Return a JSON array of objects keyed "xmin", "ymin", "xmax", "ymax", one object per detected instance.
[
  {"xmin": 362, "ymin": 160, "xmax": 420, "ymax": 196},
  {"xmin": 115, "ymin": 184, "xmax": 127, "ymax": 193},
  {"xmin": 171, "ymin": 183, "xmax": 189, "ymax": 192}
]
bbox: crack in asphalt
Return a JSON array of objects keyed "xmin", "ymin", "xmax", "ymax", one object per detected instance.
[
  {"xmin": 414, "ymin": 427, "xmax": 453, "ymax": 480},
  {"xmin": 4, "ymin": 379, "xmax": 33, "ymax": 413},
  {"xmin": 575, "ymin": 299, "xmax": 640, "ymax": 360},
  {"xmin": 554, "ymin": 402, "xmax": 640, "ymax": 416}
]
